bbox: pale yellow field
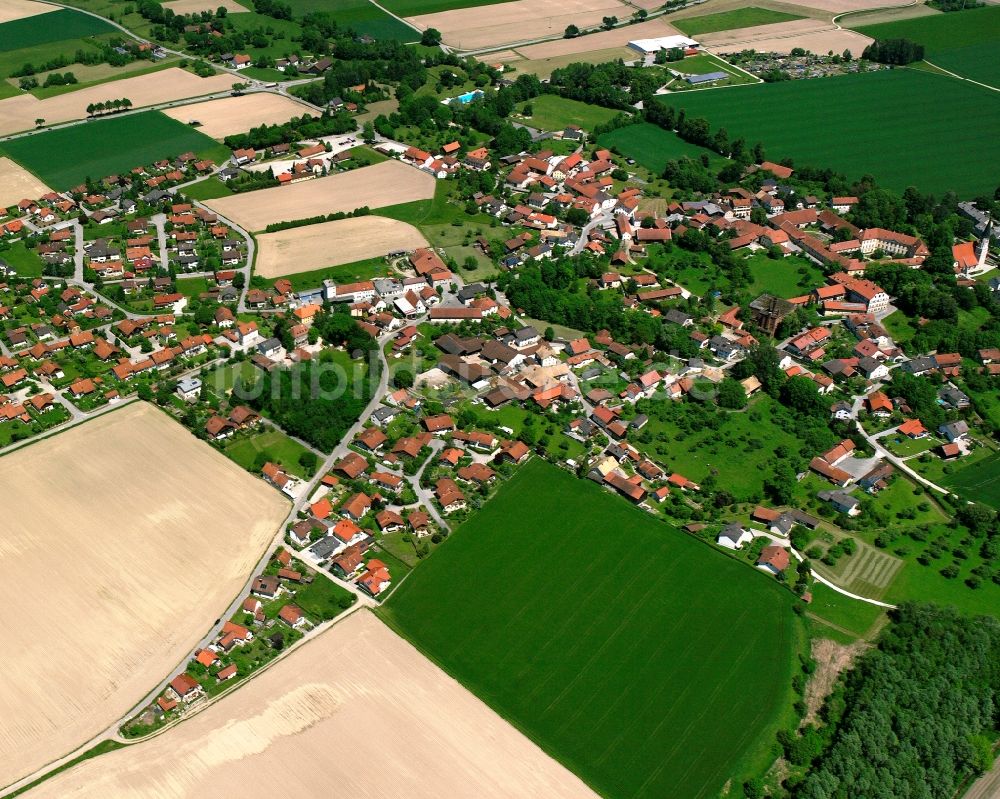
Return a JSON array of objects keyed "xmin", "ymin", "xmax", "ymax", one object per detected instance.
[
  {"xmin": 0, "ymin": 69, "xmax": 236, "ymax": 137},
  {"xmin": 513, "ymin": 17, "xmax": 681, "ymax": 59},
  {"xmin": 0, "ymin": 157, "xmax": 52, "ymax": 208},
  {"xmin": 0, "ymin": 0, "xmax": 55, "ymax": 23},
  {"xmin": 701, "ymin": 19, "xmax": 873, "ymax": 55},
  {"xmin": 256, "ymin": 216, "xmax": 428, "ymax": 277},
  {"xmin": 205, "ymin": 160, "xmax": 435, "ymax": 231},
  {"xmin": 0, "ymin": 402, "xmax": 288, "ymax": 792},
  {"xmin": 163, "ymin": 93, "xmax": 312, "ymax": 139},
  {"xmin": 162, "ymin": 0, "xmax": 248, "ymax": 13},
  {"xmin": 25, "ymin": 611, "xmax": 599, "ymax": 799},
  {"xmin": 407, "ymin": 0, "xmax": 634, "ymax": 50}
]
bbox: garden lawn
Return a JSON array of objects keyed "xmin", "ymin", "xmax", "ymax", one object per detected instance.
[
  {"xmin": 599, "ymin": 122, "xmax": 725, "ymax": 174},
  {"xmin": 854, "ymin": 6, "xmax": 1000, "ymax": 89},
  {"xmin": 276, "ymin": 256, "xmax": 389, "ymax": 293},
  {"xmin": 0, "ymin": 111, "xmax": 229, "ymax": 190},
  {"xmin": 0, "ymin": 241, "xmax": 44, "ymax": 277},
  {"xmin": 655, "ymin": 69, "xmax": 1000, "ymax": 196},
  {"xmin": 521, "ymin": 95, "xmax": 622, "ymax": 133},
  {"xmin": 673, "ymin": 6, "xmax": 804, "ymax": 35},
  {"xmin": 744, "ymin": 252, "xmax": 824, "ymax": 299},
  {"xmin": 381, "ymin": 458, "xmax": 803, "ymax": 799},
  {"xmin": 224, "ymin": 428, "xmax": 316, "ymax": 478},
  {"xmin": 175, "ymin": 276, "xmax": 209, "ymax": 299},
  {"xmin": 180, "ymin": 176, "xmax": 234, "ymax": 200}
]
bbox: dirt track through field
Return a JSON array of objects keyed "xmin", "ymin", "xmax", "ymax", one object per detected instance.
[
  {"xmin": 256, "ymin": 216, "xmax": 428, "ymax": 277},
  {"xmin": 23, "ymin": 611, "xmax": 600, "ymax": 799},
  {"xmin": 0, "ymin": 402, "xmax": 288, "ymax": 791},
  {"xmin": 163, "ymin": 93, "xmax": 314, "ymax": 139},
  {"xmin": 0, "ymin": 0, "xmax": 56, "ymax": 23},
  {"xmin": 0, "ymin": 69, "xmax": 236, "ymax": 137},
  {"xmin": 407, "ymin": 0, "xmax": 634, "ymax": 50},
  {"xmin": 204, "ymin": 160, "xmax": 435, "ymax": 231},
  {"xmin": 0, "ymin": 156, "xmax": 52, "ymax": 207}
]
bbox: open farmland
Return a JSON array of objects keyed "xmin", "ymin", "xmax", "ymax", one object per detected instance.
[
  {"xmin": 699, "ymin": 18, "xmax": 872, "ymax": 56},
  {"xmin": 382, "ymin": 459, "xmax": 802, "ymax": 799},
  {"xmin": 855, "ymin": 6, "xmax": 1000, "ymax": 88},
  {"xmin": 162, "ymin": 92, "xmax": 314, "ymax": 139},
  {"xmin": 380, "ymin": 0, "xmax": 516, "ymax": 15},
  {"xmin": 162, "ymin": 0, "xmax": 248, "ymax": 12},
  {"xmin": 282, "ymin": 0, "xmax": 419, "ymax": 39},
  {"xmin": 0, "ymin": 156, "xmax": 52, "ymax": 208},
  {"xmin": 673, "ymin": 6, "xmax": 804, "ymax": 35},
  {"xmin": 598, "ymin": 122, "xmax": 724, "ymax": 173},
  {"xmin": 0, "ymin": 7, "xmax": 112, "ymax": 51},
  {"xmin": 655, "ymin": 69, "xmax": 1000, "ymax": 196},
  {"xmin": 24, "ymin": 611, "xmax": 598, "ymax": 799},
  {"xmin": 0, "ymin": 0, "xmax": 58, "ymax": 24},
  {"xmin": 0, "ymin": 110, "xmax": 229, "ymax": 189},
  {"xmin": 256, "ymin": 216, "xmax": 428, "ymax": 278},
  {"xmin": 406, "ymin": 0, "xmax": 634, "ymax": 50},
  {"xmin": 0, "ymin": 401, "xmax": 289, "ymax": 792},
  {"xmin": 204, "ymin": 160, "xmax": 436, "ymax": 231},
  {"xmin": 0, "ymin": 67, "xmax": 235, "ymax": 136},
  {"xmin": 943, "ymin": 450, "xmax": 1000, "ymax": 509}
]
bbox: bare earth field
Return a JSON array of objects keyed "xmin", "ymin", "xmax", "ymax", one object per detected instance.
[
  {"xmin": 407, "ymin": 0, "xmax": 634, "ymax": 50},
  {"xmin": 163, "ymin": 93, "xmax": 313, "ymax": 139},
  {"xmin": 0, "ymin": 402, "xmax": 288, "ymax": 791},
  {"xmin": 205, "ymin": 160, "xmax": 435, "ymax": 231},
  {"xmin": 0, "ymin": 0, "xmax": 56, "ymax": 23},
  {"xmin": 767, "ymin": 0, "xmax": 903, "ymax": 11},
  {"xmin": 256, "ymin": 216, "xmax": 428, "ymax": 277},
  {"xmin": 0, "ymin": 156, "xmax": 52, "ymax": 207},
  {"xmin": 25, "ymin": 611, "xmax": 600, "ymax": 799},
  {"xmin": 701, "ymin": 18, "xmax": 873, "ymax": 55},
  {"xmin": 162, "ymin": 0, "xmax": 248, "ymax": 13},
  {"xmin": 0, "ymin": 69, "xmax": 236, "ymax": 137}
]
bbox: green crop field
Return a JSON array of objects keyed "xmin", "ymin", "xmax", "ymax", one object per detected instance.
[
  {"xmin": 0, "ymin": 8, "xmax": 113, "ymax": 52},
  {"xmin": 381, "ymin": 458, "xmax": 803, "ymax": 799},
  {"xmin": 656, "ymin": 69, "xmax": 1000, "ymax": 196},
  {"xmin": 0, "ymin": 111, "xmax": 229, "ymax": 190},
  {"xmin": 673, "ymin": 6, "xmax": 804, "ymax": 35},
  {"xmin": 521, "ymin": 95, "xmax": 622, "ymax": 133},
  {"xmin": 380, "ymin": 0, "xmax": 515, "ymax": 15},
  {"xmin": 943, "ymin": 450, "xmax": 1000, "ymax": 509},
  {"xmin": 282, "ymin": 0, "xmax": 419, "ymax": 39},
  {"xmin": 598, "ymin": 122, "xmax": 725, "ymax": 174},
  {"xmin": 854, "ymin": 6, "xmax": 1000, "ymax": 88}
]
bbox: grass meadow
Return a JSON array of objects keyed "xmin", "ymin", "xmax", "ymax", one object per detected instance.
[
  {"xmin": 854, "ymin": 6, "xmax": 1000, "ymax": 88},
  {"xmin": 224, "ymin": 428, "xmax": 316, "ymax": 478},
  {"xmin": 0, "ymin": 111, "xmax": 229, "ymax": 189},
  {"xmin": 673, "ymin": 6, "xmax": 804, "ymax": 36},
  {"xmin": 381, "ymin": 458, "xmax": 803, "ymax": 799},
  {"xmin": 943, "ymin": 450, "xmax": 1000, "ymax": 509},
  {"xmin": 597, "ymin": 122, "xmax": 725, "ymax": 174},
  {"xmin": 520, "ymin": 95, "xmax": 622, "ymax": 133},
  {"xmin": 655, "ymin": 69, "xmax": 1000, "ymax": 196}
]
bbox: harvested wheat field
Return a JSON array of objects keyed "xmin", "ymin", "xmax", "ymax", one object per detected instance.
[
  {"xmin": 0, "ymin": 0, "xmax": 56, "ymax": 23},
  {"xmin": 0, "ymin": 402, "xmax": 288, "ymax": 792},
  {"xmin": 162, "ymin": 0, "xmax": 248, "ymax": 13},
  {"xmin": 513, "ymin": 17, "xmax": 679, "ymax": 59},
  {"xmin": 163, "ymin": 93, "xmax": 310, "ymax": 139},
  {"xmin": 773, "ymin": 0, "xmax": 902, "ymax": 11},
  {"xmin": 0, "ymin": 69, "xmax": 235, "ymax": 137},
  {"xmin": 0, "ymin": 157, "xmax": 52, "ymax": 208},
  {"xmin": 701, "ymin": 18, "xmax": 873, "ymax": 55},
  {"xmin": 407, "ymin": 0, "xmax": 633, "ymax": 50},
  {"xmin": 205, "ymin": 160, "xmax": 435, "ymax": 231},
  {"xmin": 256, "ymin": 216, "xmax": 427, "ymax": 278},
  {"xmin": 25, "ymin": 611, "xmax": 599, "ymax": 799}
]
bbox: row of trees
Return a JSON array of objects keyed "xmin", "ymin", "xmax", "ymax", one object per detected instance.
[{"xmin": 85, "ymin": 98, "xmax": 133, "ymax": 116}]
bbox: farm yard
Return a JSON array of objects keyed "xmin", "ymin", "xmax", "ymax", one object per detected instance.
[
  {"xmin": 598, "ymin": 122, "xmax": 724, "ymax": 174},
  {"xmin": 381, "ymin": 459, "xmax": 802, "ymax": 799},
  {"xmin": 854, "ymin": 6, "xmax": 1000, "ymax": 88},
  {"xmin": 0, "ymin": 67, "xmax": 235, "ymax": 137},
  {"xmin": 204, "ymin": 160, "xmax": 436, "ymax": 231},
  {"xmin": 24, "ymin": 611, "xmax": 599, "ymax": 799},
  {"xmin": 162, "ymin": 93, "xmax": 314, "ymax": 140},
  {"xmin": 655, "ymin": 69, "xmax": 1000, "ymax": 196},
  {"xmin": 0, "ymin": 110, "xmax": 229, "ymax": 189},
  {"xmin": 0, "ymin": 402, "xmax": 289, "ymax": 792},
  {"xmin": 0, "ymin": 156, "xmax": 52, "ymax": 209},
  {"xmin": 672, "ymin": 6, "xmax": 805, "ymax": 35},
  {"xmin": 255, "ymin": 217, "xmax": 428, "ymax": 278},
  {"xmin": 404, "ymin": 0, "xmax": 635, "ymax": 50}
]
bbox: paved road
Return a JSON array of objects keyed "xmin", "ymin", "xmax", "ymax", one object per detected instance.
[{"xmin": 855, "ymin": 420, "xmax": 950, "ymax": 495}]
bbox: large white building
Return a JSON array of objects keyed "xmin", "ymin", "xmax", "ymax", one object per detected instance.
[{"xmin": 628, "ymin": 35, "xmax": 700, "ymax": 55}]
